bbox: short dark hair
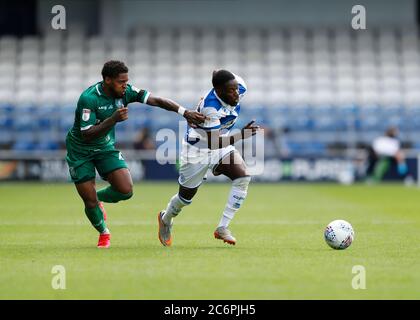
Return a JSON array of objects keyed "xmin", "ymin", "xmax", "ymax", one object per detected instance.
[
  {"xmin": 212, "ymin": 69, "xmax": 235, "ymax": 88},
  {"xmin": 101, "ymin": 60, "xmax": 128, "ymax": 79}
]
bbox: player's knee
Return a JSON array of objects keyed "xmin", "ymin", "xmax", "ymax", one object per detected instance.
[
  {"xmin": 116, "ymin": 183, "xmax": 133, "ymax": 197},
  {"xmin": 179, "ymin": 190, "xmax": 196, "ymax": 201},
  {"xmin": 232, "ymin": 176, "xmax": 251, "ymax": 192},
  {"xmin": 178, "ymin": 186, "xmax": 198, "ymax": 201}
]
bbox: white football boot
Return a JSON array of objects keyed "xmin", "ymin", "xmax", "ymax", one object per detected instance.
[{"xmin": 214, "ymin": 226, "xmax": 236, "ymax": 245}]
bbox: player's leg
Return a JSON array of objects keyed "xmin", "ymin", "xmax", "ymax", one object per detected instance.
[
  {"xmin": 162, "ymin": 184, "xmax": 197, "ymax": 225},
  {"xmin": 66, "ymin": 142, "xmax": 109, "ymax": 247},
  {"xmin": 98, "ymin": 168, "xmax": 133, "ymax": 203},
  {"xmin": 212, "ymin": 151, "xmax": 251, "ymax": 245},
  {"xmin": 96, "ymin": 151, "xmax": 133, "ymax": 203},
  {"xmin": 373, "ymin": 157, "xmax": 390, "ymax": 182},
  {"xmin": 158, "ymin": 161, "xmax": 208, "ymax": 246},
  {"xmin": 74, "ymin": 179, "xmax": 111, "ymax": 248},
  {"xmin": 395, "ymin": 151, "xmax": 408, "ymax": 176},
  {"xmin": 365, "ymin": 146, "xmax": 378, "ymax": 181}
]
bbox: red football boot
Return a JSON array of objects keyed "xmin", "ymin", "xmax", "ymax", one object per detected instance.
[{"xmin": 97, "ymin": 233, "xmax": 111, "ymax": 248}]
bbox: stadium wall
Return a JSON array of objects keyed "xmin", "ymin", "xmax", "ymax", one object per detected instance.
[
  {"xmin": 37, "ymin": 0, "xmax": 100, "ymax": 35},
  {"xmin": 0, "ymin": 153, "xmax": 416, "ymax": 183},
  {"xmin": 118, "ymin": 0, "xmax": 416, "ymax": 30},
  {"xmin": 36, "ymin": 0, "xmax": 416, "ymax": 36}
]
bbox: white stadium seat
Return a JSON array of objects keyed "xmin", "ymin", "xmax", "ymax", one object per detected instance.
[{"xmin": 0, "ymin": 25, "xmax": 419, "ymax": 112}]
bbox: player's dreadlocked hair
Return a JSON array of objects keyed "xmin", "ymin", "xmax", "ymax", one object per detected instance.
[
  {"xmin": 101, "ymin": 60, "xmax": 129, "ymax": 79},
  {"xmin": 212, "ymin": 69, "xmax": 235, "ymax": 88}
]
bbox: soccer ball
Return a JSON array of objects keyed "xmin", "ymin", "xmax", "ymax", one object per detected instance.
[{"xmin": 324, "ymin": 220, "xmax": 355, "ymax": 250}]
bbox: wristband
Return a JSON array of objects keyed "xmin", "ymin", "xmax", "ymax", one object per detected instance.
[{"xmin": 178, "ymin": 107, "xmax": 186, "ymax": 116}]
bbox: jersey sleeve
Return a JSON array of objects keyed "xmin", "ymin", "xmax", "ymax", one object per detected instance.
[
  {"xmin": 126, "ymin": 84, "xmax": 150, "ymax": 104},
  {"xmin": 197, "ymin": 106, "xmax": 221, "ymax": 131},
  {"xmin": 78, "ymin": 95, "xmax": 97, "ymax": 131}
]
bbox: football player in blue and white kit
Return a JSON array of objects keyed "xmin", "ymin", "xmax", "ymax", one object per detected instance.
[{"xmin": 158, "ymin": 69, "xmax": 261, "ymax": 246}]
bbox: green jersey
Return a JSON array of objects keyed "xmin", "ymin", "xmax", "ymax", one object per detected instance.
[{"xmin": 66, "ymin": 81, "xmax": 149, "ymax": 150}]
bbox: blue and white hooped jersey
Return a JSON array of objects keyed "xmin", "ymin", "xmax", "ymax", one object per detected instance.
[{"xmin": 185, "ymin": 74, "xmax": 247, "ymax": 147}]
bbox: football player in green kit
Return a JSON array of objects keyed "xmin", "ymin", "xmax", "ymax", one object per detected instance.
[{"xmin": 65, "ymin": 60, "xmax": 205, "ymax": 248}]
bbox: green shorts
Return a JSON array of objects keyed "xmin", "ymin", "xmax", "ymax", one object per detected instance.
[{"xmin": 65, "ymin": 139, "xmax": 128, "ymax": 184}]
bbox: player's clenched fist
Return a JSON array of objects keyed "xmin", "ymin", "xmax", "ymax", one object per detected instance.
[
  {"xmin": 184, "ymin": 110, "xmax": 206, "ymax": 127},
  {"xmin": 241, "ymin": 120, "xmax": 262, "ymax": 139},
  {"xmin": 111, "ymin": 107, "xmax": 129, "ymax": 123}
]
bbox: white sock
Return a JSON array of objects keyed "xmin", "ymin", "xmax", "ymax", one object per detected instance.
[
  {"xmin": 101, "ymin": 228, "xmax": 110, "ymax": 235},
  {"xmin": 218, "ymin": 177, "xmax": 250, "ymax": 228},
  {"xmin": 219, "ymin": 214, "xmax": 233, "ymax": 229},
  {"xmin": 163, "ymin": 194, "xmax": 191, "ymax": 225}
]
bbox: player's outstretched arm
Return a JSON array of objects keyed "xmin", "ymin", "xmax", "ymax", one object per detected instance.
[
  {"xmin": 205, "ymin": 120, "xmax": 261, "ymax": 150},
  {"xmin": 81, "ymin": 108, "xmax": 128, "ymax": 142},
  {"xmin": 145, "ymin": 94, "xmax": 205, "ymax": 126}
]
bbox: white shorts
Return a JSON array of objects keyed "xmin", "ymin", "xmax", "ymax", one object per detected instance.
[{"xmin": 178, "ymin": 141, "xmax": 236, "ymax": 188}]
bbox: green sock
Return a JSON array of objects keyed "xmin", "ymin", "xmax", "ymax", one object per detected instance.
[
  {"xmin": 97, "ymin": 186, "xmax": 133, "ymax": 203},
  {"xmin": 373, "ymin": 158, "xmax": 390, "ymax": 182},
  {"xmin": 84, "ymin": 205, "xmax": 107, "ymax": 233}
]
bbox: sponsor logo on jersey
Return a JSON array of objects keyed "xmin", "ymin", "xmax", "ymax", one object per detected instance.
[
  {"xmin": 98, "ymin": 104, "xmax": 113, "ymax": 110},
  {"xmin": 82, "ymin": 109, "xmax": 91, "ymax": 121}
]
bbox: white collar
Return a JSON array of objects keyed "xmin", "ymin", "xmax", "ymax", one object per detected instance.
[
  {"xmin": 96, "ymin": 83, "xmax": 102, "ymax": 96},
  {"xmin": 214, "ymin": 90, "xmax": 236, "ymax": 110}
]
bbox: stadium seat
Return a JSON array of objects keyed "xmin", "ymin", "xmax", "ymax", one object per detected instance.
[
  {"xmin": 35, "ymin": 140, "xmax": 60, "ymax": 150},
  {"xmin": 3, "ymin": 26, "xmax": 420, "ymax": 151},
  {"xmin": 12, "ymin": 140, "xmax": 36, "ymax": 151}
]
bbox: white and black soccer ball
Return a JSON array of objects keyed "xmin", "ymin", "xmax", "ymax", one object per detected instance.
[{"xmin": 324, "ymin": 220, "xmax": 355, "ymax": 250}]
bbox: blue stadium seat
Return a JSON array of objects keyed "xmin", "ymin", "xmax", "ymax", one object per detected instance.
[
  {"xmin": 264, "ymin": 108, "xmax": 289, "ymax": 129},
  {"xmin": 35, "ymin": 141, "xmax": 60, "ymax": 150},
  {"xmin": 379, "ymin": 106, "xmax": 404, "ymax": 130},
  {"xmin": 311, "ymin": 106, "xmax": 340, "ymax": 134},
  {"xmin": 58, "ymin": 106, "xmax": 76, "ymax": 137},
  {"xmin": 12, "ymin": 140, "xmax": 36, "ymax": 151},
  {"xmin": 0, "ymin": 113, "xmax": 13, "ymax": 144},
  {"xmin": 402, "ymin": 107, "xmax": 420, "ymax": 132},
  {"xmin": 240, "ymin": 105, "xmax": 267, "ymax": 125},
  {"xmin": 286, "ymin": 106, "xmax": 313, "ymax": 131},
  {"xmin": 132, "ymin": 117, "xmax": 150, "ymax": 131},
  {"xmin": 335, "ymin": 105, "xmax": 358, "ymax": 130},
  {"xmin": 286, "ymin": 140, "xmax": 326, "ymax": 156},
  {"xmin": 312, "ymin": 114, "xmax": 338, "ymax": 132},
  {"xmin": 147, "ymin": 108, "xmax": 179, "ymax": 131},
  {"xmin": 115, "ymin": 118, "xmax": 135, "ymax": 144},
  {"xmin": 12, "ymin": 108, "xmax": 38, "ymax": 143},
  {"xmin": 359, "ymin": 116, "xmax": 384, "ymax": 131},
  {"xmin": 35, "ymin": 107, "xmax": 61, "ymax": 144}
]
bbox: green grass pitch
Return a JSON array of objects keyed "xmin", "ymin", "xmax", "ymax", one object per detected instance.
[{"xmin": 0, "ymin": 182, "xmax": 419, "ymax": 299}]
